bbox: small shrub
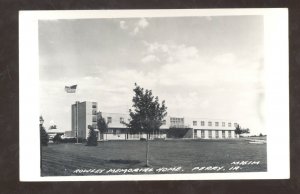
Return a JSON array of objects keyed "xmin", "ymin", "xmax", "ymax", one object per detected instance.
[
  {"xmin": 86, "ymin": 125, "xmax": 98, "ymax": 146},
  {"xmin": 53, "ymin": 134, "xmax": 62, "ymax": 144}
]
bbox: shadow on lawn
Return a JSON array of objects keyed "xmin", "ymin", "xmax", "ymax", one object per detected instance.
[{"xmin": 105, "ymin": 159, "xmax": 141, "ymax": 165}]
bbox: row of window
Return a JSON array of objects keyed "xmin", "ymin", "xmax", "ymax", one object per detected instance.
[
  {"xmin": 106, "ymin": 117, "xmax": 124, "ymax": 124},
  {"xmin": 102, "ymin": 117, "xmax": 236, "ymax": 128},
  {"xmin": 193, "ymin": 121, "xmax": 237, "ymax": 128},
  {"xmin": 194, "ymin": 130, "xmax": 237, "ymax": 138},
  {"xmin": 106, "ymin": 117, "xmax": 166, "ymax": 125},
  {"xmin": 170, "ymin": 117, "xmax": 184, "ymax": 122},
  {"xmin": 170, "ymin": 118, "xmax": 184, "ymax": 127}
]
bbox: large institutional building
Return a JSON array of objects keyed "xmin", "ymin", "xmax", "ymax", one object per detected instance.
[
  {"xmin": 69, "ymin": 101, "xmax": 239, "ymax": 141},
  {"xmin": 71, "ymin": 101, "xmax": 98, "ymax": 139}
]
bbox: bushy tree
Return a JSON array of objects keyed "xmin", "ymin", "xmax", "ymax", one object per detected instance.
[
  {"xmin": 40, "ymin": 124, "xmax": 49, "ymax": 146},
  {"xmin": 49, "ymin": 125, "xmax": 57, "ymax": 129},
  {"xmin": 53, "ymin": 134, "xmax": 62, "ymax": 144},
  {"xmin": 124, "ymin": 83, "xmax": 167, "ymax": 166},
  {"xmin": 97, "ymin": 114, "xmax": 108, "ymax": 140},
  {"xmin": 125, "ymin": 83, "xmax": 167, "ymax": 137},
  {"xmin": 235, "ymin": 124, "xmax": 250, "ymax": 135},
  {"xmin": 86, "ymin": 125, "xmax": 98, "ymax": 146}
]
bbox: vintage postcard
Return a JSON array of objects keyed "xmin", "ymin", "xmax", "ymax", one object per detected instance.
[{"xmin": 19, "ymin": 9, "xmax": 289, "ymax": 181}]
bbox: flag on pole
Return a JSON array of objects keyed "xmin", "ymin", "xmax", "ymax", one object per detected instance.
[{"xmin": 65, "ymin": 85, "xmax": 77, "ymax": 93}]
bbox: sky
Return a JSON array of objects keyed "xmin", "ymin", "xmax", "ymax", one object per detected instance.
[{"xmin": 39, "ymin": 16, "xmax": 265, "ymax": 135}]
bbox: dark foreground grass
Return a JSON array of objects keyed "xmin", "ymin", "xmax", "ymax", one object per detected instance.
[{"xmin": 41, "ymin": 139, "xmax": 267, "ymax": 176}]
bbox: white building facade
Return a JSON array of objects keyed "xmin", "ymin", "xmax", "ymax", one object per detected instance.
[
  {"xmin": 99, "ymin": 113, "xmax": 239, "ymax": 140},
  {"xmin": 186, "ymin": 117, "xmax": 239, "ymax": 139},
  {"xmin": 70, "ymin": 101, "xmax": 239, "ymax": 141}
]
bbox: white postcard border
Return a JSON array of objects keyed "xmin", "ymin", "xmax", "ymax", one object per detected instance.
[{"xmin": 19, "ymin": 8, "xmax": 289, "ymax": 181}]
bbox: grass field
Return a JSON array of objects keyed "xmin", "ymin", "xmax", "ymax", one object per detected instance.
[{"xmin": 41, "ymin": 139, "xmax": 267, "ymax": 176}]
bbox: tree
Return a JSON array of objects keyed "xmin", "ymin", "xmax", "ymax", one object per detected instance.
[
  {"xmin": 97, "ymin": 114, "xmax": 108, "ymax": 140},
  {"xmin": 235, "ymin": 124, "xmax": 250, "ymax": 135},
  {"xmin": 49, "ymin": 125, "xmax": 57, "ymax": 129},
  {"xmin": 124, "ymin": 83, "xmax": 167, "ymax": 166},
  {"xmin": 40, "ymin": 123, "xmax": 49, "ymax": 146},
  {"xmin": 86, "ymin": 125, "xmax": 98, "ymax": 146},
  {"xmin": 53, "ymin": 134, "xmax": 62, "ymax": 144}
]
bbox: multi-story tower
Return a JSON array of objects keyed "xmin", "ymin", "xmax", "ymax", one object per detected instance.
[{"xmin": 71, "ymin": 101, "xmax": 98, "ymax": 139}]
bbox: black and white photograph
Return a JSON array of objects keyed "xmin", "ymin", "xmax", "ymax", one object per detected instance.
[{"xmin": 19, "ymin": 9, "xmax": 289, "ymax": 181}]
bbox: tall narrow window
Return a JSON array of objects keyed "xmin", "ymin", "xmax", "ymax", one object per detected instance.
[
  {"xmin": 208, "ymin": 121, "xmax": 212, "ymax": 126},
  {"xmin": 228, "ymin": 131, "xmax": 232, "ymax": 138},
  {"xmin": 222, "ymin": 130, "xmax": 225, "ymax": 138},
  {"xmin": 193, "ymin": 121, "xmax": 197, "ymax": 126},
  {"xmin": 107, "ymin": 117, "xmax": 112, "ymax": 123},
  {"xmin": 215, "ymin": 131, "xmax": 219, "ymax": 138},
  {"xmin": 201, "ymin": 121, "xmax": 205, "ymax": 126},
  {"xmin": 120, "ymin": 117, "xmax": 124, "ymax": 123},
  {"xmin": 208, "ymin": 131, "xmax": 212, "ymax": 138},
  {"xmin": 215, "ymin": 122, "xmax": 219, "ymax": 127},
  {"xmin": 228, "ymin": 122, "xmax": 232, "ymax": 127},
  {"xmin": 222, "ymin": 122, "xmax": 225, "ymax": 127},
  {"xmin": 201, "ymin": 130, "xmax": 205, "ymax": 138}
]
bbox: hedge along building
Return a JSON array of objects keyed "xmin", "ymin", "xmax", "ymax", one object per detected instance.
[{"xmin": 70, "ymin": 101, "xmax": 240, "ymax": 141}]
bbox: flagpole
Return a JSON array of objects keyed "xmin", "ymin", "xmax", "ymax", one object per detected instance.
[
  {"xmin": 76, "ymin": 100, "xmax": 78, "ymax": 144},
  {"xmin": 65, "ymin": 85, "xmax": 78, "ymax": 143},
  {"xmin": 76, "ymin": 85, "xmax": 79, "ymax": 144}
]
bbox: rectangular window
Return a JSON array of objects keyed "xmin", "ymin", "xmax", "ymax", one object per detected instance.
[
  {"xmin": 194, "ymin": 130, "xmax": 197, "ymax": 138},
  {"xmin": 113, "ymin": 129, "xmax": 116, "ymax": 135},
  {"xmin": 215, "ymin": 122, "xmax": 219, "ymax": 127},
  {"xmin": 201, "ymin": 130, "xmax": 205, "ymax": 138},
  {"xmin": 228, "ymin": 131, "xmax": 232, "ymax": 138},
  {"xmin": 107, "ymin": 117, "xmax": 112, "ymax": 123},
  {"xmin": 193, "ymin": 121, "xmax": 197, "ymax": 126},
  {"xmin": 92, "ymin": 104, "xmax": 97, "ymax": 108},
  {"xmin": 222, "ymin": 122, "xmax": 225, "ymax": 127},
  {"xmin": 208, "ymin": 121, "xmax": 212, "ymax": 126},
  {"xmin": 208, "ymin": 131, "xmax": 212, "ymax": 139},
  {"xmin": 222, "ymin": 130, "xmax": 225, "ymax": 138},
  {"xmin": 215, "ymin": 130, "xmax": 219, "ymax": 138},
  {"xmin": 162, "ymin": 120, "xmax": 166, "ymax": 125},
  {"xmin": 120, "ymin": 117, "xmax": 124, "ymax": 123},
  {"xmin": 228, "ymin": 122, "xmax": 232, "ymax": 127},
  {"xmin": 92, "ymin": 116, "xmax": 97, "ymax": 122},
  {"xmin": 234, "ymin": 123, "xmax": 238, "ymax": 127},
  {"xmin": 201, "ymin": 121, "xmax": 205, "ymax": 126}
]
